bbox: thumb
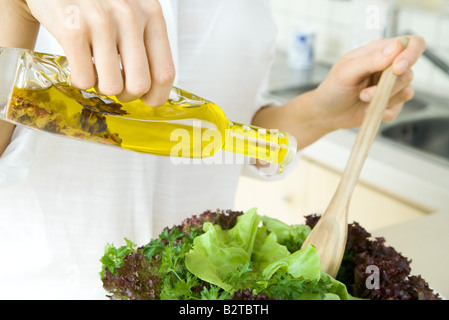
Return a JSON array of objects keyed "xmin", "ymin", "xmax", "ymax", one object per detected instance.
[{"xmin": 340, "ymin": 38, "xmax": 406, "ymax": 83}]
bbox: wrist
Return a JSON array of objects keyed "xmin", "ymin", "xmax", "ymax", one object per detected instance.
[
  {"xmin": 252, "ymin": 90, "xmax": 337, "ymax": 150},
  {"xmin": 289, "ymin": 89, "xmax": 337, "ymax": 149},
  {"xmin": 307, "ymin": 87, "xmax": 342, "ymax": 134},
  {"xmin": 0, "ymin": 120, "xmax": 15, "ymax": 156}
]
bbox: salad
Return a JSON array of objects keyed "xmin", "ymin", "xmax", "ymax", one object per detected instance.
[{"xmin": 100, "ymin": 208, "xmax": 441, "ymax": 300}]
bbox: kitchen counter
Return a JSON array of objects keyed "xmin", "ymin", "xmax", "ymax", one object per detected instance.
[{"xmin": 301, "ymin": 128, "xmax": 449, "ymax": 215}]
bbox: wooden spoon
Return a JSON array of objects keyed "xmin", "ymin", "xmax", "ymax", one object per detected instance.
[{"xmin": 301, "ymin": 37, "xmax": 410, "ymax": 278}]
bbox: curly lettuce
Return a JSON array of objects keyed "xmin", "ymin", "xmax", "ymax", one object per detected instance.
[{"xmin": 101, "ymin": 208, "xmax": 441, "ymax": 300}]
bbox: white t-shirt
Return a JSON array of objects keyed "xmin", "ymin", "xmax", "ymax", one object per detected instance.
[{"xmin": 0, "ymin": 0, "xmax": 298, "ymax": 299}]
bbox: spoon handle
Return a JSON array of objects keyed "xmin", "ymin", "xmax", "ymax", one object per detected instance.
[
  {"xmin": 331, "ymin": 37, "xmax": 410, "ymax": 214},
  {"xmin": 300, "ymin": 37, "xmax": 410, "ymax": 277}
]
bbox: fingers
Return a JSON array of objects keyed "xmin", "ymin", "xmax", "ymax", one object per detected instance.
[
  {"xmin": 359, "ymin": 69, "xmax": 414, "ymax": 102},
  {"xmin": 53, "ymin": 1, "xmax": 175, "ymax": 106},
  {"xmin": 93, "ymin": 1, "xmax": 174, "ymax": 106},
  {"xmin": 382, "ymin": 103, "xmax": 404, "ymax": 122},
  {"xmin": 62, "ymin": 31, "xmax": 96, "ymax": 90},
  {"xmin": 382, "ymin": 85, "xmax": 415, "ymax": 121},
  {"xmin": 57, "ymin": 6, "xmax": 96, "ymax": 90},
  {"xmin": 339, "ymin": 38, "xmax": 405, "ymax": 83},
  {"xmin": 141, "ymin": 3, "xmax": 175, "ymax": 107},
  {"xmin": 343, "ymin": 37, "xmax": 393, "ymax": 60},
  {"xmin": 392, "ymin": 35, "xmax": 426, "ymax": 75},
  {"xmin": 90, "ymin": 20, "xmax": 123, "ymax": 96},
  {"xmin": 340, "ymin": 35, "xmax": 425, "ymax": 86},
  {"xmin": 358, "ymin": 68, "xmax": 414, "ymax": 122},
  {"xmin": 360, "ymin": 84, "xmax": 414, "ymax": 122},
  {"xmin": 388, "ymin": 85, "xmax": 415, "ymax": 109},
  {"xmin": 115, "ymin": 10, "xmax": 151, "ymax": 102}
]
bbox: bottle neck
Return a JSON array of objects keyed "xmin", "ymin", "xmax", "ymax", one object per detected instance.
[{"xmin": 223, "ymin": 120, "xmax": 297, "ymax": 172}]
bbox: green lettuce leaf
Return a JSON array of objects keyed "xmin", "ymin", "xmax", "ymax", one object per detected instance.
[
  {"xmin": 261, "ymin": 243, "xmax": 321, "ymax": 281},
  {"xmin": 262, "ymin": 215, "xmax": 311, "ymax": 252},
  {"xmin": 185, "ymin": 208, "xmax": 354, "ymax": 300},
  {"xmin": 319, "ymin": 272, "xmax": 355, "ymax": 300},
  {"xmin": 184, "ymin": 207, "xmax": 261, "ymax": 291},
  {"xmin": 100, "ymin": 238, "xmax": 137, "ymax": 278},
  {"xmin": 252, "ymin": 226, "xmax": 290, "ymax": 271}
]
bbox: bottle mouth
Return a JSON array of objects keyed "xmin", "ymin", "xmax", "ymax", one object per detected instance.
[{"xmin": 278, "ymin": 132, "xmax": 298, "ymax": 169}]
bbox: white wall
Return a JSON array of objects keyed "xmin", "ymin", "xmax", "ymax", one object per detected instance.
[{"xmin": 270, "ymin": 0, "xmax": 449, "ymax": 97}]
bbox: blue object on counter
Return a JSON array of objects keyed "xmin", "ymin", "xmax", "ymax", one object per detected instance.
[{"xmin": 288, "ymin": 28, "xmax": 315, "ymax": 70}]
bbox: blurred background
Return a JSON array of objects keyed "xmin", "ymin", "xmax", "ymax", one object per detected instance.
[{"xmin": 270, "ymin": 0, "xmax": 449, "ymax": 95}]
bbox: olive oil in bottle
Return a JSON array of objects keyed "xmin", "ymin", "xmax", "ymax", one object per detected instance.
[{"xmin": 0, "ymin": 48, "xmax": 297, "ymax": 173}]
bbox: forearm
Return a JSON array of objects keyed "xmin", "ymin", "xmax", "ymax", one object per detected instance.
[
  {"xmin": 0, "ymin": 0, "xmax": 39, "ymax": 48},
  {"xmin": 251, "ymin": 90, "xmax": 335, "ymax": 150},
  {"xmin": 0, "ymin": 0, "xmax": 40, "ymax": 156},
  {"xmin": 0, "ymin": 122, "xmax": 16, "ymax": 155}
]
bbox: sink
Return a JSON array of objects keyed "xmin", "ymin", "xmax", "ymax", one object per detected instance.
[
  {"xmin": 269, "ymin": 83, "xmax": 319, "ymax": 102},
  {"xmin": 378, "ymin": 88, "xmax": 449, "ymax": 164},
  {"xmin": 270, "ymin": 85, "xmax": 427, "ymax": 113},
  {"xmin": 381, "ymin": 117, "xmax": 449, "ymax": 162},
  {"xmin": 400, "ymin": 97, "xmax": 428, "ymax": 114}
]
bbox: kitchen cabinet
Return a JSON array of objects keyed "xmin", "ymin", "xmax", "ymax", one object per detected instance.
[{"xmin": 235, "ymin": 156, "xmax": 430, "ymax": 231}]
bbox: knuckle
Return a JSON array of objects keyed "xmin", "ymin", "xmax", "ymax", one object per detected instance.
[
  {"xmin": 403, "ymin": 86, "xmax": 415, "ymax": 101},
  {"xmin": 385, "ymin": 110, "xmax": 399, "ymax": 122},
  {"xmin": 58, "ymin": 27, "xmax": 88, "ymax": 46},
  {"xmin": 87, "ymin": 5, "xmax": 113, "ymax": 29},
  {"xmin": 142, "ymin": 94, "xmax": 166, "ymax": 108},
  {"xmin": 112, "ymin": 0, "xmax": 137, "ymax": 21},
  {"xmin": 71, "ymin": 76, "xmax": 96, "ymax": 90},
  {"xmin": 407, "ymin": 69, "xmax": 414, "ymax": 83},
  {"xmin": 384, "ymin": 104, "xmax": 404, "ymax": 122},
  {"xmin": 152, "ymin": 66, "xmax": 176, "ymax": 86},
  {"xmin": 94, "ymin": 15, "xmax": 113, "ymax": 30},
  {"xmin": 98, "ymin": 81, "xmax": 124, "ymax": 97},
  {"xmin": 142, "ymin": 0, "xmax": 163, "ymax": 17},
  {"xmin": 399, "ymin": 69, "xmax": 414, "ymax": 84},
  {"xmin": 68, "ymin": 27, "xmax": 88, "ymax": 39},
  {"xmin": 127, "ymin": 78, "xmax": 152, "ymax": 97}
]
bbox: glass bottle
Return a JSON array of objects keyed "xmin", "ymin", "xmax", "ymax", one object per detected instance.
[{"xmin": 0, "ymin": 48, "xmax": 297, "ymax": 173}]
